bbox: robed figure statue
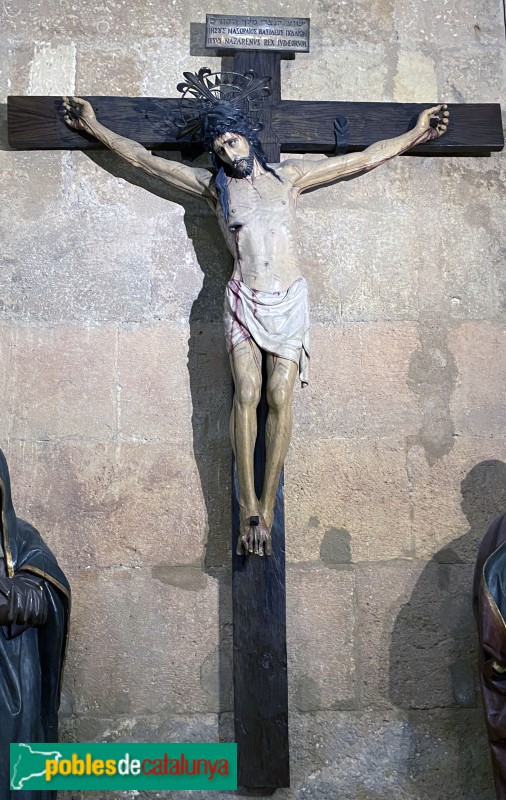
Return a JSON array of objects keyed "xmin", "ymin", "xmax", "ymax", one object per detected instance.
[
  {"xmin": 0, "ymin": 448, "xmax": 70, "ymax": 800},
  {"xmin": 474, "ymin": 513, "xmax": 506, "ymax": 800}
]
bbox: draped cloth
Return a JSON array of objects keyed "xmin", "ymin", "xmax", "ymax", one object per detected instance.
[
  {"xmin": 474, "ymin": 513, "xmax": 506, "ymax": 800},
  {"xmin": 0, "ymin": 449, "xmax": 70, "ymax": 800},
  {"xmin": 223, "ymin": 278, "xmax": 310, "ymax": 386}
]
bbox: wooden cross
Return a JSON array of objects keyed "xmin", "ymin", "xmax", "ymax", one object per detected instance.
[
  {"xmin": 8, "ymin": 51, "xmax": 503, "ymax": 159},
  {"xmin": 7, "ymin": 47, "xmax": 503, "ymax": 794}
]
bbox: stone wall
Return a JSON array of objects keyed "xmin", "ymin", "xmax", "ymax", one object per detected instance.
[{"xmin": 1, "ymin": 1, "xmax": 505, "ymax": 798}]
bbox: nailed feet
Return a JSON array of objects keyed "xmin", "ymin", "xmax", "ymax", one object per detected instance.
[{"xmin": 237, "ymin": 509, "xmax": 273, "ymax": 557}]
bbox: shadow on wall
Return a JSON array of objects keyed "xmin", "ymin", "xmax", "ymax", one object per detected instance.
[
  {"xmin": 389, "ymin": 459, "xmax": 506, "ymax": 800},
  {"xmin": 58, "ymin": 141, "xmax": 235, "ymax": 729},
  {"xmin": 0, "ymin": 106, "xmax": 232, "ymax": 565},
  {"xmin": 0, "ymin": 48, "xmax": 238, "ymax": 747}
]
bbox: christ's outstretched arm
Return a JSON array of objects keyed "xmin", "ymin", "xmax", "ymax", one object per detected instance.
[
  {"xmin": 285, "ymin": 104, "xmax": 449, "ymax": 192},
  {"xmin": 62, "ymin": 96, "xmax": 216, "ymax": 201}
]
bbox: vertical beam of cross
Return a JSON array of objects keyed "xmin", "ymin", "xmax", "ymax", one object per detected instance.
[
  {"xmin": 233, "ymin": 51, "xmax": 282, "ymax": 162},
  {"xmin": 230, "ymin": 50, "xmax": 290, "ymax": 792}
]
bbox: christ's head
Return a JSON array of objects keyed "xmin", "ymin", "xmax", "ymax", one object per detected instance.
[
  {"xmin": 212, "ymin": 131, "xmax": 254, "ymax": 177},
  {"xmin": 200, "ymin": 107, "xmax": 267, "ymax": 173}
]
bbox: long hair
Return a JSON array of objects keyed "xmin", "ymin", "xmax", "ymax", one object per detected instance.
[{"xmin": 200, "ymin": 109, "xmax": 281, "ymax": 221}]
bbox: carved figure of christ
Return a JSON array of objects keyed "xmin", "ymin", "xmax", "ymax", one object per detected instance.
[{"xmin": 63, "ymin": 95, "xmax": 449, "ymax": 556}]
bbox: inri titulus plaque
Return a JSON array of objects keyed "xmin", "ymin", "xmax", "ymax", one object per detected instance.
[{"xmin": 205, "ymin": 14, "xmax": 310, "ymax": 52}]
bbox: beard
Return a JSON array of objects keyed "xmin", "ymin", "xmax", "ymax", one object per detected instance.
[{"xmin": 230, "ymin": 152, "xmax": 254, "ymax": 177}]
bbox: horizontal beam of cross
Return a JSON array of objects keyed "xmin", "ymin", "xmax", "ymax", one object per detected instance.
[{"xmin": 7, "ymin": 96, "xmax": 504, "ymax": 157}]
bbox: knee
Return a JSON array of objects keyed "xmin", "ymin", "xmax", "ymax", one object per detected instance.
[
  {"xmin": 235, "ymin": 378, "xmax": 261, "ymax": 408},
  {"xmin": 266, "ymin": 381, "xmax": 291, "ymax": 411}
]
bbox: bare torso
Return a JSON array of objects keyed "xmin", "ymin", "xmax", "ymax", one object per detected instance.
[{"xmin": 215, "ymin": 164, "xmax": 302, "ymax": 293}]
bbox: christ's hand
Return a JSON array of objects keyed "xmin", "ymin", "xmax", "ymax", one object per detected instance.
[
  {"xmin": 416, "ymin": 104, "xmax": 449, "ymax": 140},
  {"xmin": 62, "ymin": 96, "xmax": 96, "ymax": 132}
]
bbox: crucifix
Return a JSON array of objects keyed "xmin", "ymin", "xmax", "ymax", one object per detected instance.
[{"xmin": 8, "ymin": 15, "xmax": 503, "ymax": 793}]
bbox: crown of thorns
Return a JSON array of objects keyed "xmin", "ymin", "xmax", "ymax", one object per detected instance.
[{"xmin": 175, "ymin": 68, "xmax": 271, "ymax": 148}]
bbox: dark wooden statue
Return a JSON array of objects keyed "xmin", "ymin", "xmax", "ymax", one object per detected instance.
[
  {"xmin": 474, "ymin": 514, "xmax": 506, "ymax": 800},
  {"xmin": 0, "ymin": 448, "xmax": 70, "ymax": 800}
]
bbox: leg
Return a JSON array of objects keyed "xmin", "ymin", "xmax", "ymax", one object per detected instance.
[
  {"xmin": 229, "ymin": 339, "xmax": 267, "ymax": 555},
  {"xmin": 260, "ymin": 355, "xmax": 298, "ymax": 542}
]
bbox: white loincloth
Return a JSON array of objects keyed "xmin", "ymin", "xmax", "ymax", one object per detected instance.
[{"xmin": 223, "ymin": 277, "xmax": 310, "ymax": 386}]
